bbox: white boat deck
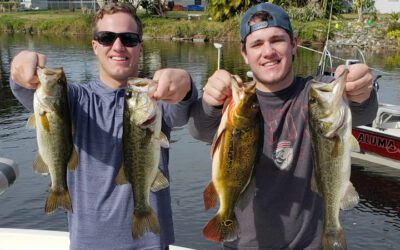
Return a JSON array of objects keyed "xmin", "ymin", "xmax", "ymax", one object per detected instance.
[
  {"xmin": 352, "ymin": 151, "xmax": 400, "ymax": 170},
  {"xmin": 0, "ymin": 228, "xmax": 195, "ymax": 250}
]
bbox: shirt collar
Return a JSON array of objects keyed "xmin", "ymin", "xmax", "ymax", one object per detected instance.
[{"xmin": 92, "ymin": 77, "xmax": 125, "ymax": 95}]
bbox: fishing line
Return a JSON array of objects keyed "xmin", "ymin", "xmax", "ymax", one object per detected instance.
[
  {"xmin": 325, "ymin": 0, "xmax": 334, "ymax": 47},
  {"xmin": 316, "ymin": 0, "xmax": 335, "ymax": 76}
]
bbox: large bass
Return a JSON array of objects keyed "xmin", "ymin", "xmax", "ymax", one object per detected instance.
[
  {"xmin": 28, "ymin": 67, "xmax": 78, "ymax": 214},
  {"xmin": 116, "ymin": 78, "xmax": 170, "ymax": 239},
  {"xmin": 308, "ymin": 69, "xmax": 360, "ymax": 250},
  {"xmin": 203, "ymin": 75, "xmax": 261, "ymax": 243}
]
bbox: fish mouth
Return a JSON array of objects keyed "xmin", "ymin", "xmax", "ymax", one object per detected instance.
[
  {"xmin": 140, "ymin": 114, "xmax": 157, "ymax": 128},
  {"xmin": 325, "ymin": 108, "xmax": 345, "ymax": 138}
]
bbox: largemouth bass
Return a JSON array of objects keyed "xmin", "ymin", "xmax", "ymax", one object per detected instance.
[
  {"xmin": 308, "ymin": 69, "xmax": 360, "ymax": 250},
  {"xmin": 116, "ymin": 78, "xmax": 170, "ymax": 239},
  {"xmin": 27, "ymin": 67, "xmax": 78, "ymax": 214},
  {"xmin": 202, "ymin": 75, "xmax": 261, "ymax": 243}
]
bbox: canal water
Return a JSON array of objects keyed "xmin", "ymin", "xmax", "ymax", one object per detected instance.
[{"xmin": 0, "ymin": 33, "xmax": 399, "ymax": 249}]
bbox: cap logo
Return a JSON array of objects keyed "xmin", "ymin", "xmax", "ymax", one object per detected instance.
[{"xmin": 249, "ymin": 21, "xmax": 270, "ymax": 34}]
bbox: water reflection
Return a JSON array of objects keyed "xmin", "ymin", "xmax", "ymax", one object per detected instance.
[{"xmin": 352, "ymin": 165, "xmax": 400, "ymax": 221}]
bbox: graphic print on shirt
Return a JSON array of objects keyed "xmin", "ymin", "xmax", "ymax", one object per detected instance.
[
  {"xmin": 273, "ymin": 140, "xmax": 293, "ymax": 170},
  {"xmin": 261, "ymin": 100, "xmax": 308, "ymax": 170}
]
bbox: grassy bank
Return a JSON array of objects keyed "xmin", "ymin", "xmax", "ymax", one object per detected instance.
[
  {"xmin": 0, "ymin": 10, "xmax": 93, "ymax": 34},
  {"xmin": 0, "ymin": 10, "xmax": 331, "ymax": 43}
]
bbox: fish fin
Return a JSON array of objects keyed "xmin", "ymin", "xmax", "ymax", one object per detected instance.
[
  {"xmin": 33, "ymin": 153, "xmax": 49, "ymax": 175},
  {"xmin": 27, "ymin": 114, "xmax": 36, "ymax": 128},
  {"xmin": 210, "ymin": 128, "xmax": 226, "ymax": 159},
  {"xmin": 159, "ymin": 132, "xmax": 170, "ymax": 148},
  {"xmin": 322, "ymin": 227, "xmax": 347, "ymax": 250},
  {"xmin": 150, "ymin": 170, "xmax": 169, "ymax": 192},
  {"xmin": 236, "ymin": 177, "xmax": 256, "ymax": 211},
  {"xmin": 40, "ymin": 113, "xmax": 50, "ymax": 132},
  {"xmin": 350, "ymin": 135, "xmax": 360, "ymax": 152},
  {"xmin": 45, "ymin": 188, "xmax": 72, "ymax": 214},
  {"xmin": 221, "ymin": 98, "xmax": 231, "ymax": 114},
  {"xmin": 67, "ymin": 147, "xmax": 78, "ymax": 171},
  {"xmin": 115, "ymin": 165, "xmax": 128, "ymax": 185},
  {"xmin": 209, "ymin": 132, "xmax": 218, "ymax": 159},
  {"xmin": 132, "ymin": 208, "xmax": 160, "ymax": 239},
  {"xmin": 340, "ymin": 182, "xmax": 359, "ymax": 210},
  {"xmin": 210, "ymin": 103, "xmax": 230, "ymax": 159},
  {"xmin": 310, "ymin": 170, "xmax": 320, "ymax": 195},
  {"xmin": 203, "ymin": 181, "xmax": 218, "ymax": 210},
  {"xmin": 202, "ymin": 213, "xmax": 239, "ymax": 243}
]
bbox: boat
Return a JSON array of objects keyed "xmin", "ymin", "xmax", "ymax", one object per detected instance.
[
  {"xmin": 351, "ymin": 103, "xmax": 400, "ymax": 169},
  {"xmin": 0, "ymin": 228, "xmax": 195, "ymax": 250},
  {"xmin": 0, "ymin": 157, "xmax": 19, "ymax": 195}
]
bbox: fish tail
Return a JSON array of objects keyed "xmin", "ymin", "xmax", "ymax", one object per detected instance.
[
  {"xmin": 202, "ymin": 213, "xmax": 239, "ymax": 243},
  {"xmin": 132, "ymin": 208, "xmax": 160, "ymax": 239},
  {"xmin": 45, "ymin": 188, "xmax": 72, "ymax": 214},
  {"xmin": 322, "ymin": 227, "xmax": 347, "ymax": 250}
]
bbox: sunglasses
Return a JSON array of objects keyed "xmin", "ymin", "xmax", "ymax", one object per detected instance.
[{"xmin": 94, "ymin": 31, "xmax": 142, "ymax": 47}]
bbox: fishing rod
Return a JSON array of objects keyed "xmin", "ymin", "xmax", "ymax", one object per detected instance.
[{"xmin": 214, "ymin": 43, "xmax": 223, "ymax": 70}]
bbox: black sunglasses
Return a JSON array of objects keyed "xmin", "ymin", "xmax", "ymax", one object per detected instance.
[{"xmin": 94, "ymin": 31, "xmax": 142, "ymax": 47}]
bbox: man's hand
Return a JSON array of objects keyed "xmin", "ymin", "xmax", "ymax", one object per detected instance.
[
  {"xmin": 10, "ymin": 51, "xmax": 47, "ymax": 89},
  {"xmin": 202, "ymin": 70, "xmax": 232, "ymax": 107},
  {"xmin": 335, "ymin": 63, "xmax": 373, "ymax": 103},
  {"xmin": 152, "ymin": 68, "xmax": 191, "ymax": 104}
]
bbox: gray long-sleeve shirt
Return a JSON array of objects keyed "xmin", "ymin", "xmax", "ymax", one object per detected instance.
[
  {"xmin": 11, "ymin": 77, "xmax": 198, "ymax": 250},
  {"xmin": 188, "ymin": 76, "xmax": 378, "ymax": 250}
]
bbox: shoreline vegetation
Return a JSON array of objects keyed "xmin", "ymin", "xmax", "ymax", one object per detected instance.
[{"xmin": 0, "ymin": 10, "xmax": 399, "ymax": 51}]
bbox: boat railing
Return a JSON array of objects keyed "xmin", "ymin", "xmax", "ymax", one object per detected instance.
[{"xmin": 373, "ymin": 104, "xmax": 400, "ymax": 130}]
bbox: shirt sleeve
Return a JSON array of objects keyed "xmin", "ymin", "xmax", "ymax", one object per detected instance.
[
  {"xmin": 160, "ymin": 79, "xmax": 198, "ymax": 129},
  {"xmin": 10, "ymin": 77, "xmax": 81, "ymax": 122},
  {"xmin": 350, "ymin": 89, "xmax": 378, "ymax": 126},
  {"xmin": 187, "ymin": 98, "xmax": 223, "ymax": 143},
  {"xmin": 9, "ymin": 79, "xmax": 35, "ymax": 111}
]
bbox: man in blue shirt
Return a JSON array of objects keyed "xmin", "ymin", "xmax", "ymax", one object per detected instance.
[{"xmin": 10, "ymin": 3, "xmax": 197, "ymax": 250}]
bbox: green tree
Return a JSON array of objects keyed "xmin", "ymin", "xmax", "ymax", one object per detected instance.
[
  {"xmin": 207, "ymin": 0, "xmax": 259, "ymax": 21},
  {"xmin": 353, "ymin": 0, "xmax": 376, "ymax": 22}
]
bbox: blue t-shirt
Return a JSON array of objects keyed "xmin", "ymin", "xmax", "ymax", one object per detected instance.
[{"xmin": 11, "ymin": 77, "xmax": 197, "ymax": 250}]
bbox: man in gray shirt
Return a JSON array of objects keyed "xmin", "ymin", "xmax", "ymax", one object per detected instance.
[
  {"xmin": 189, "ymin": 2, "xmax": 377, "ymax": 249},
  {"xmin": 10, "ymin": 3, "xmax": 197, "ymax": 250}
]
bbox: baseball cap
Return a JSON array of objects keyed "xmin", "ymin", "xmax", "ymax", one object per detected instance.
[{"xmin": 240, "ymin": 2, "xmax": 293, "ymax": 42}]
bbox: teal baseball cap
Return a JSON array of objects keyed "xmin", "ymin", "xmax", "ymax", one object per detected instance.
[{"xmin": 240, "ymin": 2, "xmax": 293, "ymax": 42}]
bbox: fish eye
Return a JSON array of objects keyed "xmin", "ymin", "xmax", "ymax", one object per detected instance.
[
  {"xmin": 309, "ymin": 97, "xmax": 316, "ymax": 104},
  {"xmin": 125, "ymin": 91, "xmax": 132, "ymax": 98},
  {"xmin": 251, "ymin": 104, "xmax": 260, "ymax": 110}
]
